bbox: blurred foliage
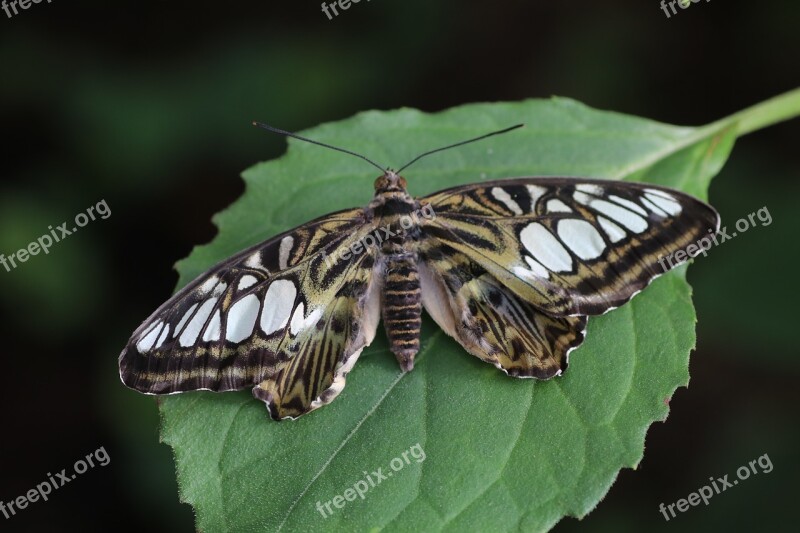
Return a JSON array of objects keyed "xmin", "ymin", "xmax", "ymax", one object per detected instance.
[{"xmin": 0, "ymin": 0, "xmax": 798, "ymax": 532}]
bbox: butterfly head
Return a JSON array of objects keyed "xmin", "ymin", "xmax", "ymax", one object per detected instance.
[{"xmin": 374, "ymin": 171, "xmax": 408, "ymax": 193}]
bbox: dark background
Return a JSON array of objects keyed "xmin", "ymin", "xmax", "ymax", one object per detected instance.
[{"xmin": 1, "ymin": 1, "xmax": 798, "ymax": 531}]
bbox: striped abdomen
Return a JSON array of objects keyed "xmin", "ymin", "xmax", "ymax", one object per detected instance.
[{"xmin": 382, "ymin": 253, "xmax": 422, "ymax": 371}]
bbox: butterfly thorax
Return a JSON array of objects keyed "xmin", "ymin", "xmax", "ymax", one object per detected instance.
[{"xmin": 369, "ymin": 172, "xmax": 422, "ymax": 371}]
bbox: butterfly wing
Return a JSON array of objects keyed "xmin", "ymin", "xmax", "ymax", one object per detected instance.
[
  {"xmin": 418, "ymin": 243, "xmax": 586, "ymax": 378},
  {"xmin": 419, "ymin": 178, "xmax": 719, "ymax": 317},
  {"xmin": 119, "ymin": 208, "xmax": 383, "ymax": 420}
]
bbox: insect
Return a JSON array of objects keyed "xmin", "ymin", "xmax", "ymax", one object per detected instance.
[{"xmin": 119, "ymin": 123, "xmax": 719, "ymax": 420}]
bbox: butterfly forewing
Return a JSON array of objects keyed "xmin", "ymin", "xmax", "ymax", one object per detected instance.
[
  {"xmin": 119, "ymin": 207, "xmax": 384, "ymax": 419},
  {"xmin": 420, "ymin": 178, "xmax": 719, "ymax": 316}
]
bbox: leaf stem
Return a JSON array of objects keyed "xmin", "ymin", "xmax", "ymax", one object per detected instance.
[{"xmin": 715, "ymin": 87, "xmax": 800, "ymax": 136}]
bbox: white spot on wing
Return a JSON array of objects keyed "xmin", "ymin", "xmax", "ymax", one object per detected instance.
[
  {"xmin": 526, "ymin": 185, "xmax": 547, "ymax": 211},
  {"xmin": 644, "ymin": 192, "xmax": 682, "ymax": 215},
  {"xmin": 547, "ymin": 199, "xmax": 572, "ymax": 213},
  {"xmin": 576, "ymin": 183, "xmax": 603, "ymax": 195},
  {"xmin": 245, "ymin": 252, "xmax": 263, "ymax": 269},
  {"xmin": 260, "ymin": 280, "xmax": 297, "ymax": 335},
  {"xmin": 137, "ymin": 321, "xmax": 159, "ymax": 341},
  {"xmin": 155, "ymin": 324, "xmax": 171, "ymax": 348},
  {"xmin": 198, "ymin": 276, "xmax": 219, "ymax": 295},
  {"xmin": 597, "ymin": 216, "xmax": 626, "ymax": 243},
  {"xmin": 644, "ymin": 188, "xmax": 675, "ymax": 199},
  {"xmin": 491, "ymin": 187, "xmax": 523, "ymax": 215},
  {"xmin": 289, "ymin": 302, "xmax": 306, "ymax": 336},
  {"xmin": 137, "ymin": 321, "xmax": 163, "ymax": 353},
  {"xmin": 173, "ymin": 303, "xmax": 198, "ymax": 338},
  {"xmin": 212, "ymin": 282, "xmax": 227, "ymax": 297},
  {"xmin": 576, "ymin": 192, "xmax": 648, "ymax": 233},
  {"xmin": 513, "ymin": 266, "xmax": 537, "ymax": 283},
  {"xmin": 202, "ymin": 310, "xmax": 222, "ymax": 342},
  {"xmin": 573, "ymin": 191, "xmax": 592, "ymax": 205},
  {"xmin": 179, "ymin": 298, "xmax": 218, "ymax": 347},
  {"xmin": 520, "ymin": 222, "xmax": 573, "ymax": 272},
  {"xmin": 303, "ymin": 308, "xmax": 324, "ymax": 333},
  {"xmin": 237, "ymin": 275, "xmax": 258, "ymax": 291},
  {"xmin": 609, "ymin": 195, "xmax": 648, "ymax": 216},
  {"xmin": 524, "ymin": 256, "xmax": 550, "ymax": 278},
  {"xmin": 226, "ymin": 294, "xmax": 260, "ymax": 343},
  {"xmin": 641, "ymin": 196, "xmax": 668, "ymax": 216},
  {"xmin": 287, "ymin": 304, "xmax": 324, "ymax": 337},
  {"xmin": 279, "ymin": 236, "xmax": 294, "ymax": 270},
  {"xmin": 557, "ymin": 219, "xmax": 606, "ymax": 260}
]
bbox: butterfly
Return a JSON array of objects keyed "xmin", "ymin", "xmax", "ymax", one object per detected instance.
[{"xmin": 119, "ymin": 124, "xmax": 719, "ymax": 420}]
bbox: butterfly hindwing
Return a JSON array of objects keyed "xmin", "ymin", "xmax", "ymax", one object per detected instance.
[
  {"xmin": 418, "ymin": 244, "xmax": 587, "ymax": 378},
  {"xmin": 119, "ymin": 208, "xmax": 383, "ymax": 419},
  {"xmin": 420, "ymin": 178, "xmax": 720, "ymax": 316},
  {"xmin": 251, "ymin": 249, "xmax": 382, "ymax": 419}
]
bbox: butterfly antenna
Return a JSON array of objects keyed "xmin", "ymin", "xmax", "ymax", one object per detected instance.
[
  {"xmin": 253, "ymin": 122, "xmax": 387, "ymax": 173},
  {"xmin": 396, "ymin": 124, "xmax": 524, "ymax": 174}
]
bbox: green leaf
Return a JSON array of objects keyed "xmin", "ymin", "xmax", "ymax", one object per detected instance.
[{"xmin": 155, "ymin": 91, "xmax": 800, "ymax": 532}]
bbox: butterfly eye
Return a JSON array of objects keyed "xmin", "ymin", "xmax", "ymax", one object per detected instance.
[
  {"xmin": 374, "ymin": 175, "xmax": 388, "ymax": 190},
  {"xmin": 374, "ymin": 174, "xmax": 407, "ymax": 192}
]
